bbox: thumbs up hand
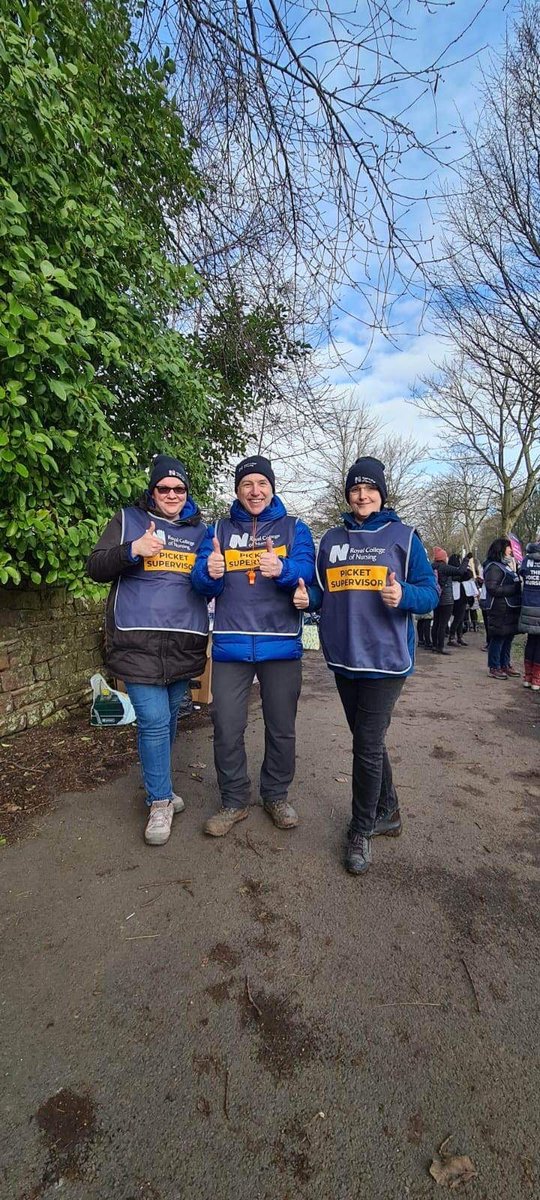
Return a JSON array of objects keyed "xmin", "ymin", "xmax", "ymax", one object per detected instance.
[
  {"xmin": 131, "ymin": 519, "xmax": 166, "ymax": 558},
  {"xmin": 259, "ymin": 536, "xmax": 283, "ymax": 578},
  {"xmin": 207, "ymin": 534, "xmax": 226, "ymax": 579},
  {"xmin": 293, "ymin": 577, "xmax": 309, "ymax": 609},
  {"xmin": 381, "ymin": 569, "xmax": 402, "ymax": 608}
]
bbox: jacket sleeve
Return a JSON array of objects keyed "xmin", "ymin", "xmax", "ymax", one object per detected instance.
[
  {"xmin": 87, "ymin": 512, "xmax": 138, "ymax": 583},
  {"xmin": 399, "ymin": 534, "xmax": 440, "ymax": 614},
  {"xmin": 436, "ymin": 561, "xmax": 472, "ymax": 582},
  {"xmin": 485, "ymin": 562, "xmax": 519, "ymax": 596},
  {"xmin": 190, "ymin": 523, "xmax": 225, "ymax": 598},
  {"xmin": 275, "ymin": 519, "xmax": 316, "ymax": 590}
]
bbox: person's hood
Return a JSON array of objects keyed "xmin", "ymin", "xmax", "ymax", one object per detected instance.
[
  {"xmin": 525, "ymin": 541, "xmax": 540, "ymax": 558},
  {"xmin": 138, "ymin": 492, "xmax": 202, "ymax": 525},
  {"xmin": 230, "ymin": 494, "xmax": 288, "ymax": 523},
  {"xmin": 343, "ymin": 507, "xmax": 401, "ymax": 531}
]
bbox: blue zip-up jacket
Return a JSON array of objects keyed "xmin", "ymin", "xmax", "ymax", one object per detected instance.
[
  {"xmin": 309, "ymin": 508, "xmax": 439, "ymax": 679},
  {"xmin": 191, "ymin": 495, "xmax": 316, "ymax": 662}
]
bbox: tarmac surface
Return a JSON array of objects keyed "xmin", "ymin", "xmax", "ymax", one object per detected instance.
[{"xmin": 1, "ymin": 639, "xmax": 539, "ymax": 1200}]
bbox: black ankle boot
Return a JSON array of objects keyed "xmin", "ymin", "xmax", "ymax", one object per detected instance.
[{"xmin": 345, "ymin": 832, "xmax": 373, "ymax": 874}]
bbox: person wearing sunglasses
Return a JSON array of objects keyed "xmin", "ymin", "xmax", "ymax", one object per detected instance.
[{"xmin": 87, "ymin": 453, "xmax": 211, "ymax": 846}]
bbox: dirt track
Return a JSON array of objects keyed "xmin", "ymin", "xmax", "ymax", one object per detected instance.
[{"xmin": 1, "ymin": 639, "xmax": 539, "ymax": 1199}]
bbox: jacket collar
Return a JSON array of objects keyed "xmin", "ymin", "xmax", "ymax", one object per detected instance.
[{"xmin": 342, "ymin": 507, "xmax": 400, "ymax": 531}]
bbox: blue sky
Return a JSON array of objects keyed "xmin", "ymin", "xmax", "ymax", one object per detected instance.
[{"xmin": 322, "ymin": 0, "xmax": 516, "ymax": 445}]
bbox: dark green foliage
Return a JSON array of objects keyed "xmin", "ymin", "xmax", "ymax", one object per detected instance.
[{"xmin": 0, "ymin": 0, "xmax": 213, "ymax": 589}]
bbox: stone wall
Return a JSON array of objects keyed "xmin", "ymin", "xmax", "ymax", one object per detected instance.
[{"xmin": 0, "ymin": 587, "xmax": 105, "ymax": 735}]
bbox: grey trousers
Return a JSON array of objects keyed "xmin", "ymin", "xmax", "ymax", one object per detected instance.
[{"xmin": 211, "ymin": 659, "xmax": 302, "ymax": 810}]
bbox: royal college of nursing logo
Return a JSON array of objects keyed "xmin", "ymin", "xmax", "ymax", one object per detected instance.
[{"xmin": 329, "ymin": 543, "xmax": 349, "ymax": 564}]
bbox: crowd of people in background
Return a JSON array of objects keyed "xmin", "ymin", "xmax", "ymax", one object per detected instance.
[{"xmin": 416, "ymin": 535, "xmax": 540, "ymax": 690}]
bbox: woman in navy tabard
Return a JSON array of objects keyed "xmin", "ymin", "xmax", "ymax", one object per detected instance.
[
  {"xmin": 293, "ymin": 457, "xmax": 439, "ymax": 876},
  {"xmin": 88, "ymin": 454, "xmax": 211, "ymax": 847}
]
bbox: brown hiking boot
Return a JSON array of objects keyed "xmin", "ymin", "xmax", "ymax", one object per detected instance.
[
  {"xmin": 262, "ymin": 799, "xmax": 299, "ymax": 829},
  {"xmin": 203, "ymin": 806, "xmax": 249, "ymax": 837}
]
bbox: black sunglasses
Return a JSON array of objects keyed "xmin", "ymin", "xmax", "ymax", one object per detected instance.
[{"xmin": 155, "ymin": 485, "xmax": 187, "ymax": 496}]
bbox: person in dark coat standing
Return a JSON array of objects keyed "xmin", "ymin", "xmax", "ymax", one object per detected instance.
[
  {"xmin": 293, "ymin": 457, "xmax": 439, "ymax": 876},
  {"xmin": 447, "ymin": 553, "xmax": 470, "ymax": 646},
  {"xmin": 430, "ymin": 548, "xmax": 473, "ymax": 654},
  {"xmin": 482, "ymin": 537, "xmax": 522, "ymax": 680},
  {"xmin": 87, "ymin": 454, "xmax": 211, "ymax": 846},
  {"xmin": 519, "ymin": 539, "xmax": 540, "ymax": 690}
]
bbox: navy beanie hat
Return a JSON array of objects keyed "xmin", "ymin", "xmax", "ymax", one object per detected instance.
[
  {"xmin": 234, "ymin": 455, "xmax": 275, "ymax": 493},
  {"xmin": 345, "ymin": 456, "xmax": 387, "ymax": 504},
  {"xmin": 148, "ymin": 454, "xmax": 189, "ymax": 493}
]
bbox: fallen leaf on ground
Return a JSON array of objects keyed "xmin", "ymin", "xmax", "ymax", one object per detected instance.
[
  {"xmin": 189, "ymin": 762, "xmax": 206, "ymax": 769},
  {"xmin": 334, "ymin": 775, "xmax": 348, "ymax": 783},
  {"xmin": 429, "ymin": 1141, "xmax": 477, "ymax": 1189}
]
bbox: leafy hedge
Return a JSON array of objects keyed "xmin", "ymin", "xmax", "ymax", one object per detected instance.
[{"xmin": 0, "ymin": 0, "xmax": 216, "ymax": 590}]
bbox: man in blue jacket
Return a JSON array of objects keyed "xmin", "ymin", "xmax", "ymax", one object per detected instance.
[
  {"xmin": 293, "ymin": 457, "xmax": 439, "ymax": 876},
  {"xmin": 191, "ymin": 456, "xmax": 316, "ymax": 836}
]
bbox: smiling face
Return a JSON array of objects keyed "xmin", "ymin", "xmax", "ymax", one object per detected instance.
[
  {"xmin": 348, "ymin": 483, "xmax": 382, "ymax": 521},
  {"xmin": 151, "ymin": 476, "xmax": 188, "ymax": 519},
  {"xmin": 236, "ymin": 473, "xmax": 273, "ymax": 515}
]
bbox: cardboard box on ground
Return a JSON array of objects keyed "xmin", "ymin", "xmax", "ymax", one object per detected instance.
[{"xmin": 115, "ymin": 640, "xmax": 213, "ymax": 706}]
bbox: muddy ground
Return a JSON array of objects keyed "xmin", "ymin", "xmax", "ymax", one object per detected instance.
[{"xmin": 1, "ymin": 639, "xmax": 539, "ymax": 1200}]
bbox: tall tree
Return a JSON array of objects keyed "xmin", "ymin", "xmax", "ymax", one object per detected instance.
[
  {"xmin": 435, "ymin": 2, "xmax": 540, "ymax": 384},
  {"xmin": 138, "ymin": 1, "xmax": 490, "ymax": 337},
  {"xmin": 413, "ymin": 345, "xmax": 540, "ymax": 532},
  {"xmin": 0, "ymin": 0, "xmax": 292, "ymax": 590}
]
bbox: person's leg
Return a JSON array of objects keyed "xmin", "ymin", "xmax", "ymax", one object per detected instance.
[
  {"xmin": 125, "ymin": 682, "xmax": 174, "ymax": 804},
  {"xmin": 434, "ymin": 605, "xmax": 452, "ymax": 651},
  {"xmin": 481, "ymin": 609, "xmax": 490, "ymax": 646},
  {"xmin": 335, "ymin": 674, "xmax": 404, "ymax": 836},
  {"xmin": 502, "ymin": 635, "xmax": 519, "ymax": 674},
  {"xmin": 166, "ymin": 678, "xmax": 190, "ymax": 810},
  {"xmin": 258, "ymin": 659, "xmax": 302, "ymax": 827},
  {"xmin": 425, "ymin": 617, "xmax": 433, "ymax": 648},
  {"xmin": 531, "ymin": 636, "xmax": 540, "ymax": 689},
  {"xmin": 124, "ymin": 682, "xmax": 179, "ymax": 845},
  {"xmin": 417, "ymin": 618, "xmax": 426, "ymax": 646},
  {"xmin": 487, "ymin": 635, "xmax": 504, "ymax": 672},
  {"xmin": 372, "ymin": 747, "xmax": 402, "ymax": 835},
  {"xmin": 448, "ymin": 605, "xmax": 459, "ymax": 642},
  {"xmin": 430, "ymin": 608, "xmax": 441, "ymax": 650},
  {"xmin": 168, "ymin": 678, "xmax": 190, "ymax": 746},
  {"xmin": 208, "ymin": 661, "xmax": 255, "ymax": 818}
]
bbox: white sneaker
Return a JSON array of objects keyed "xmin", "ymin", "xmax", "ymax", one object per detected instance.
[
  {"xmin": 171, "ymin": 791, "xmax": 185, "ymax": 813},
  {"xmin": 145, "ymin": 800, "xmax": 174, "ymax": 845}
]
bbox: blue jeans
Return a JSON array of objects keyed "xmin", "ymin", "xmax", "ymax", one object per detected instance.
[
  {"xmin": 125, "ymin": 680, "xmax": 189, "ymax": 805},
  {"xmin": 488, "ymin": 635, "xmax": 513, "ymax": 671}
]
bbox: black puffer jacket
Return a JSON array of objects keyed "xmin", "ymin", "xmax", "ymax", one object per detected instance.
[
  {"xmin": 87, "ymin": 496, "xmax": 209, "ymax": 685},
  {"xmin": 431, "ymin": 558, "xmax": 473, "ymax": 606},
  {"xmin": 518, "ymin": 542, "xmax": 540, "ymax": 634},
  {"xmin": 483, "ymin": 559, "xmax": 521, "ymax": 637}
]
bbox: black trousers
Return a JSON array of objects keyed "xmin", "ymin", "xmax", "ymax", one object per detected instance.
[
  {"xmin": 417, "ymin": 617, "xmax": 432, "ymax": 646},
  {"xmin": 432, "ymin": 604, "xmax": 453, "ymax": 651},
  {"xmin": 335, "ymin": 674, "xmax": 405, "ymax": 836},
  {"xmin": 211, "ymin": 659, "xmax": 302, "ymax": 810},
  {"xmin": 449, "ymin": 597, "xmax": 468, "ymax": 640}
]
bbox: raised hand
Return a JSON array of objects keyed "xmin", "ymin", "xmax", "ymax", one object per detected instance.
[
  {"xmin": 381, "ymin": 569, "xmax": 402, "ymax": 608},
  {"xmin": 207, "ymin": 534, "xmax": 226, "ymax": 579},
  {"xmin": 293, "ymin": 577, "xmax": 309, "ymax": 609},
  {"xmin": 131, "ymin": 520, "xmax": 165, "ymax": 558},
  {"xmin": 259, "ymin": 536, "xmax": 283, "ymax": 578}
]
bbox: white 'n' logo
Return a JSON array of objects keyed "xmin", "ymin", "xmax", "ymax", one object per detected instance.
[
  {"xmin": 229, "ymin": 533, "xmax": 250, "ymax": 549},
  {"xmin": 329, "ymin": 543, "xmax": 349, "ymax": 564}
]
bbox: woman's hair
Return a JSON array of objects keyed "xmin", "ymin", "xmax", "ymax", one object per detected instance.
[
  {"xmin": 448, "ymin": 553, "xmax": 461, "ymax": 567},
  {"xmin": 486, "ymin": 537, "xmax": 511, "ymax": 562}
]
